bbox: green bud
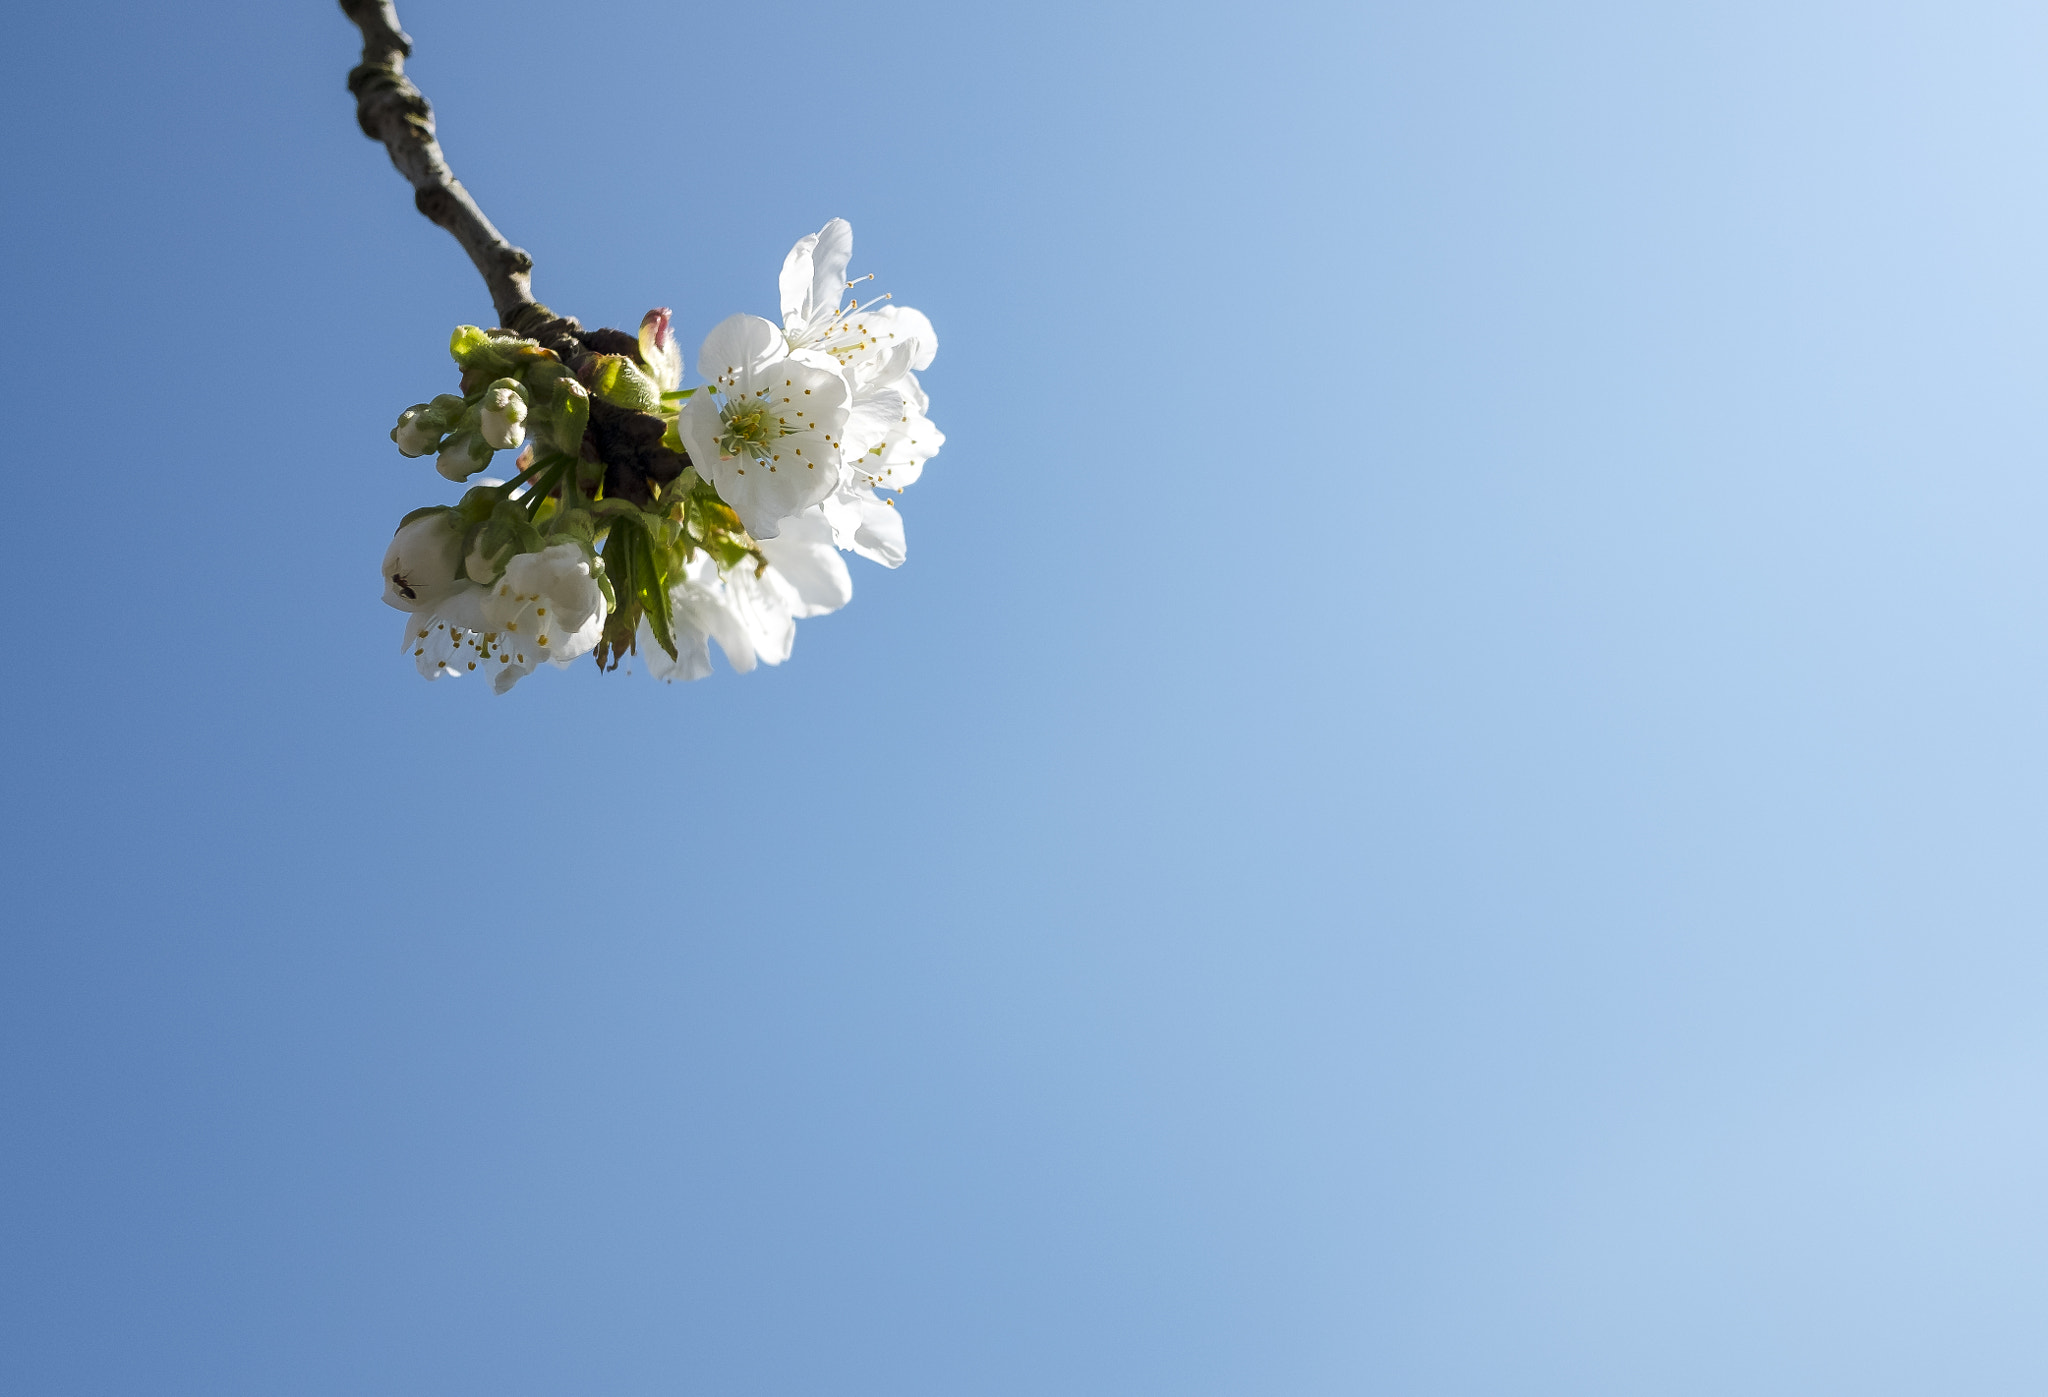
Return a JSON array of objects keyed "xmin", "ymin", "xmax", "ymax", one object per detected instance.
[
  {"xmin": 536, "ymin": 374, "xmax": 589, "ymax": 458},
  {"xmin": 583, "ymin": 354, "xmax": 662, "ymax": 412},
  {"xmin": 449, "ymin": 325, "xmax": 557, "ymax": 377},
  {"xmin": 449, "ymin": 325, "xmax": 492, "ymax": 365}
]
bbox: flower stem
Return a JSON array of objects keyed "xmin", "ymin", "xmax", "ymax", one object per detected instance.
[
  {"xmin": 525, "ymin": 461, "xmax": 566, "ymax": 520},
  {"xmin": 497, "ymin": 454, "xmax": 553, "ymax": 498}
]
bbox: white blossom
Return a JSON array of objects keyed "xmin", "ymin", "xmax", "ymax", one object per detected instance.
[
  {"xmin": 400, "ymin": 582, "xmax": 491, "ymax": 682},
  {"xmin": 677, "ymin": 313, "xmax": 849, "ymax": 541},
  {"xmin": 379, "ymin": 222, "xmax": 941, "ymax": 694},
  {"xmin": 637, "ymin": 521, "xmax": 850, "ymax": 684},
  {"xmin": 778, "ymin": 222, "xmax": 940, "ymax": 383},
  {"xmin": 396, "ymin": 544, "xmax": 603, "ymax": 694},
  {"xmin": 770, "ymin": 221, "xmax": 943, "ymax": 566},
  {"xmin": 482, "ymin": 544, "xmax": 606, "ymax": 673}
]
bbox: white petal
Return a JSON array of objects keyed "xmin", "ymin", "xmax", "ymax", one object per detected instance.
[
  {"xmin": 404, "ymin": 585, "xmax": 493, "ymax": 680},
  {"xmin": 872, "ymin": 409, "xmax": 943, "ymax": 490},
  {"xmin": 706, "ymin": 434, "xmax": 841, "ymax": 541},
  {"xmin": 691, "ymin": 589, "xmax": 759, "ymax": 673},
  {"xmin": 804, "ymin": 219, "xmax": 852, "ymax": 323},
  {"xmin": 854, "ymin": 341, "xmax": 916, "ymax": 392},
  {"xmin": 867, "ymin": 304, "xmax": 938, "ymax": 371},
  {"xmin": 696, "ymin": 313, "xmax": 786, "ymax": 389},
  {"xmin": 639, "ymin": 614, "xmax": 713, "ymax": 683},
  {"xmin": 756, "ymin": 507, "xmax": 853, "ymax": 616},
  {"xmin": 825, "ymin": 485, "xmax": 907, "ymax": 568},
  {"xmin": 779, "ymin": 231, "xmax": 819, "ymax": 324},
  {"xmin": 723, "ymin": 563, "xmax": 798, "ymax": 667},
  {"xmin": 841, "ymin": 383, "xmax": 905, "ymax": 459},
  {"xmin": 749, "ymin": 356, "xmax": 852, "ymax": 428},
  {"xmin": 677, "ymin": 392, "xmax": 725, "ymax": 484}
]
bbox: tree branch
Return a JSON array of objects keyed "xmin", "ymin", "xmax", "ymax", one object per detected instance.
[
  {"xmin": 339, "ymin": 0, "xmax": 551, "ymax": 334},
  {"xmin": 342, "ymin": 3, "xmax": 688, "ymax": 501}
]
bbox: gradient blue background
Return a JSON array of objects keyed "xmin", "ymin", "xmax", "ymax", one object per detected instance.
[{"xmin": 5, "ymin": 1, "xmax": 2048, "ymax": 1391}]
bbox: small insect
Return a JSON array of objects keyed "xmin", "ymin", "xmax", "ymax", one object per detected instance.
[{"xmin": 391, "ymin": 571, "xmax": 418, "ymax": 601}]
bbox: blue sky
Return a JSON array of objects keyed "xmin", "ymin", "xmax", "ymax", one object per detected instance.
[{"xmin": 6, "ymin": 0, "xmax": 2048, "ymax": 1392}]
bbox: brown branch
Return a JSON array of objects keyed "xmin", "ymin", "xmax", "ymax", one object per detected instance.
[
  {"xmin": 339, "ymin": 0, "xmax": 560, "ymax": 339},
  {"xmin": 341, "ymin": 3, "xmax": 686, "ymax": 501}
]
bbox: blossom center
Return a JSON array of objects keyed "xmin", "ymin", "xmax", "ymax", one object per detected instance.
[{"xmin": 718, "ymin": 396, "xmax": 785, "ymax": 459}]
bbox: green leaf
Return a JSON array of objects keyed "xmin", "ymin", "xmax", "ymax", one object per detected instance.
[
  {"xmin": 595, "ymin": 526, "xmax": 645, "ymax": 672},
  {"xmin": 633, "ymin": 528, "xmax": 678, "ymax": 662}
]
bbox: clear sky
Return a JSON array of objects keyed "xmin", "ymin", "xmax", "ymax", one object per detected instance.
[{"xmin": 5, "ymin": 0, "xmax": 2048, "ymax": 1392}]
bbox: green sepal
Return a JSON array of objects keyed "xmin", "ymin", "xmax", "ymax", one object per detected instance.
[
  {"xmin": 548, "ymin": 507, "xmax": 599, "ymax": 550},
  {"xmin": 708, "ymin": 534, "xmax": 754, "ymax": 571},
  {"xmin": 491, "ymin": 498, "xmax": 547, "ymax": 557},
  {"xmin": 685, "ymin": 488, "xmax": 746, "ymax": 542},
  {"xmin": 455, "ymin": 484, "xmax": 502, "ymax": 524},
  {"xmin": 533, "ymin": 372, "xmax": 589, "ymax": 459},
  {"xmin": 396, "ymin": 503, "xmax": 453, "ymax": 531}
]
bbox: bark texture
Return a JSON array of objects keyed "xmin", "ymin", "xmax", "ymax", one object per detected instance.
[{"xmin": 339, "ymin": 0, "xmax": 537, "ymax": 327}]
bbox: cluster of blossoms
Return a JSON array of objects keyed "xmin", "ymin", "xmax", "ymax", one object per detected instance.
[{"xmin": 379, "ymin": 219, "xmax": 942, "ymax": 693}]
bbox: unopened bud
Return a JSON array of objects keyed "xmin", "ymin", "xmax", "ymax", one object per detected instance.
[
  {"xmin": 382, "ymin": 509, "xmax": 466, "ymax": 611},
  {"xmin": 479, "ymin": 378, "xmax": 530, "ymax": 450},
  {"xmin": 391, "ymin": 404, "xmax": 442, "ymax": 457},
  {"xmin": 436, "ymin": 430, "xmax": 495, "ymax": 482},
  {"xmin": 540, "ymin": 375, "xmax": 590, "ymax": 457},
  {"xmin": 583, "ymin": 353, "xmax": 662, "ymax": 412},
  {"xmin": 639, "ymin": 307, "xmax": 681, "ymax": 392}
]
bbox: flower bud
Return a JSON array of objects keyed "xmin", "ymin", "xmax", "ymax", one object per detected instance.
[
  {"xmin": 583, "ymin": 353, "xmax": 662, "ymax": 412},
  {"xmin": 382, "ymin": 509, "xmax": 467, "ymax": 611},
  {"xmin": 479, "ymin": 378, "xmax": 530, "ymax": 451},
  {"xmin": 538, "ymin": 374, "xmax": 590, "ymax": 457},
  {"xmin": 639, "ymin": 307, "xmax": 682, "ymax": 392},
  {"xmin": 436, "ymin": 430, "xmax": 495, "ymax": 482},
  {"xmin": 391, "ymin": 404, "xmax": 442, "ymax": 457}
]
